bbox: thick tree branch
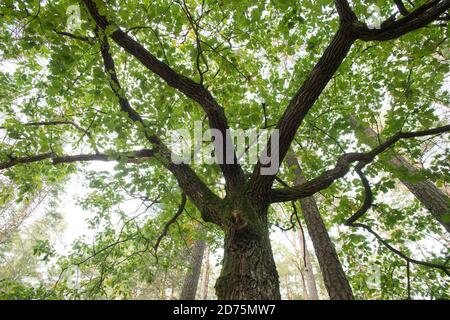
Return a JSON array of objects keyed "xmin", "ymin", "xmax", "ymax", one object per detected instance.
[
  {"xmin": 0, "ymin": 149, "xmax": 155, "ymax": 170},
  {"xmin": 250, "ymin": 25, "xmax": 356, "ymax": 200},
  {"xmin": 82, "ymin": 0, "xmax": 245, "ymax": 192},
  {"xmin": 350, "ymin": 115, "xmax": 450, "ymax": 233},
  {"xmin": 345, "ymin": 163, "xmax": 373, "ymax": 226},
  {"xmin": 335, "ymin": 0, "xmax": 358, "ymax": 24},
  {"xmin": 97, "ymin": 33, "xmax": 224, "ymax": 226},
  {"xmin": 270, "ymin": 125, "xmax": 450, "ymax": 203},
  {"xmin": 354, "ymin": 0, "xmax": 450, "ymax": 41}
]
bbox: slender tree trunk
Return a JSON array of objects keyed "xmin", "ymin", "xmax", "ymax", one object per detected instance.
[
  {"xmin": 201, "ymin": 244, "xmax": 210, "ymax": 300},
  {"xmin": 286, "ymin": 153, "xmax": 354, "ymax": 300},
  {"xmin": 180, "ymin": 239, "xmax": 206, "ymax": 300},
  {"xmin": 349, "ymin": 116, "xmax": 450, "ymax": 233},
  {"xmin": 299, "ymin": 271, "xmax": 308, "ymax": 299},
  {"xmin": 296, "ymin": 225, "xmax": 319, "ymax": 299},
  {"xmin": 285, "ymin": 274, "xmax": 295, "ymax": 300},
  {"xmin": 215, "ymin": 208, "xmax": 280, "ymax": 300}
]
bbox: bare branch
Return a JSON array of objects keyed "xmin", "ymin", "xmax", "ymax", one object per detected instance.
[
  {"xmin": 344, "ymin": 163, "xmax": 373, "ymax": 226},
  {"xmin": 178, "ymin": 0, "xmax": 209, "ymax": 85}
]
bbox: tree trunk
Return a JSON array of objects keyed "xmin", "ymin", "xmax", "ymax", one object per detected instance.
[
  {"xmin": 215, "ymin": 210, "xmax": 280, "ymax": 300},
  {"xmin": 287, "ymin": 153, "xmax": 354, "ymax": 300},
  {"xmin": 285, "ymin": 273, "xmax": 295, "ymax": 300},
  {"xmin": 180, "ymin": 239, "xmax": 206, "ymax": 300},
  {"xmin": 296, "ymin": 225, "xmax": 319, "ymax": 299},
  {"xmin": 349, "ymin": 116, "xmax": 450, "ymax": 233},
  {"xmin": 299, "ymin": 271, "xmax": 308, "ymax": 300},
  {"xmin": 201, "ymin": 244, "xmax": 210, "ymax": 300},
  {"xmin": 391, "ymin": 156, "xmax": 450, "ymax": 233}
]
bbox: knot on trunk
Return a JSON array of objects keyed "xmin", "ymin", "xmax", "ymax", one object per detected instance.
[{"xmin": 231, "ymin": 210, "xmax": 248, "ymax": 231}]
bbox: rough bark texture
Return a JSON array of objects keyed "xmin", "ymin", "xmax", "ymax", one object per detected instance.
[
  {"xmin": 215, "ymin": 208, "xmax": 280, "ymax": 300},
  {"xmin": 392, "ymin": 156, "xmax": 450, "ymax": 233},
  {"xmin": 296, "ymin": 226, "xmax": 319, "ymax": 300},
  {"xmin": 350, "ymin": 116, "xmax": 450, "ymax": 233},
  {"xmin": 287, "ymin": 153, "xmax": 354, "ymax": 300},
  {"xmin": 180, "ymin": 240, "xmax": 206, "ymax": 300}
]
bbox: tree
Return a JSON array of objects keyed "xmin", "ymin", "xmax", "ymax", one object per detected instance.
[
  {"xmin": 286, "ymin": 153, "xmax": 352, "ymax": 299},
  {"xmin": 179, "ymin": 239, "xmax": 206, "ymax": 300},
  {"xmin": 200, "ymin": 244, "xmax": 210, "ymax": 300},
  {"xmin": 0, "ymin": 0, "xmax": 449, "ymax": 299},
  {"xmin": 295, "ymin": 221, "xmax": 319, "ymax": 300},
  {"xmin": 0, "ymin": 203, "xmax": 65, "ymax": 299},
  {"xmin": 0, "ymin": 186, "xmax": 50, "ymax": 244}
]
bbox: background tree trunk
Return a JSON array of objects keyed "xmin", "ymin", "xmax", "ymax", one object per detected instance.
[
  {"xmin": 349, "ymin": 116, "xmax": 450, "ymax": 233},
  {"xmin": 299, "ymin": 272, "xmax": 308, "ymax": 299},
  {"xmin": 296, "ymin": 224, "xmax": 319, "ymax": 299},
  {"xmin": 287, "ymin": 153, "xmax": 354, "ymax": 300},
  {"xmin": 201, "ymin": 244, "xmax": 210, "ymax": 300},
  {"xmin": 180, "ymin": 239, "xmax": 206, "ymax": 300},
  {"xmin": 0, "ymin": 187, "xmax": 49, "ymax": 244},
  {"xmin": 283, "ymin": 273, "xmax": 295, "ymax": 299}
]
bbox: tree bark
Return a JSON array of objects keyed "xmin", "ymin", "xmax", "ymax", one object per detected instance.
[
  {"xmin": 296, "ymin": 225, "xmax": 319, "ymax": 299},
  {"xmin": 180, "ymin": 240, "xmax": 206, "ymax": 300},
  {"xmin": 215, "ymin": 210, "xmax": 280, "ymax": 300},
  {"xmin": 286, "ymin": 153, "xmax": 354, "ymax": 300},
  {"xmin": 201, "ymin": 244, "xmax": 210, "ymax": 300},
  {"xmin": 349, "ymin": 116, "xmax": 450, "ymax": 233}
]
